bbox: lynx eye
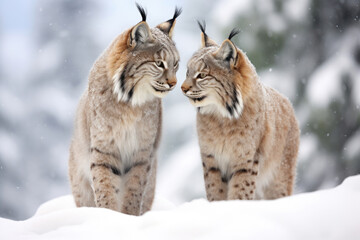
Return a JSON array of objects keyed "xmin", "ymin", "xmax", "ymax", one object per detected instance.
[
  {"xmin": 155, "ymin": 60, "xmax": 165, "ymax": 68},
  {"xmin": 197, "ymin": 73, "xmax": 207, "ymax": 79}
]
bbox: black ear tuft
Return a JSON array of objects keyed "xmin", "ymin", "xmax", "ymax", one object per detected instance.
[
  {"xmin": 228, "ymin": 28, "xmax": 240, "ymax": 41},
  {"xmin": 197, "ymin": 20, "xmax": 209, "ymax": 47},
  {"xmin": 135, "ymin": 2, "xmax": 147, "ymax": 22},
  {"xmin": 197, "ymin": 20, "xmax": 206, "ymax": 35},
  {"xmin": 156, "ymin": 6, "xmax": 182, "ymax": 38},
  {"xmin": 172, "ymin": 6, "xmax": 182, "ymax": 22},
  {"xmin": 197, "ymin": 20, "xmax": 218, "ymax": 48},
  {"xmin": 166, "ymin": 6, "xmax": 182, "ymax": 25}
]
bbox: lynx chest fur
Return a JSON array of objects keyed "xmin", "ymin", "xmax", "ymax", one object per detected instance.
[{"xmin": 88, "ymin": 88, "xmax": 161, "ymax": 171}]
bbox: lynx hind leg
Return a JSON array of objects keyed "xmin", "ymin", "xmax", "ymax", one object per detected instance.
[
  {"xmin": 264, "ymin": 129, "xmax": 299, "ymax": 199},
  {"xmin": 263, "ymin": 161, "xmax": 295, "ymax": 199},
  {"xmin": 69, "ymin": 152, "xmax": 95, "ymax": 207},
  {"xmin": 140, "ymin": 158, "xmax": 157, "ymax": 215},
  {"xmin": 70, "ymin": 173, "xmax": 96, "ymax": 207}
]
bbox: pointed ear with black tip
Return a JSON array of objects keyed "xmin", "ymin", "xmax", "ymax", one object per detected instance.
[
  {"xmin": 200, "ymin": 33, "xmax": 218, "ymax": 48},
  {"xmin": 213, "ymin": 39, "xmax": 238, "ymax": 67},
  {"xmin": 128, "ymin": 21, "xmax": 153, "ymax": 48},
  {"xmin": 197, "ymin": 20, "xmax": 218, "ymax": 48},
  {"xmin": 156, "ymin": 6, "xmax": 182, "ymax": 39}
]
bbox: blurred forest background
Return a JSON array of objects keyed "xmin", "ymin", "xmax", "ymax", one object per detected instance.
[{"xmin": 0, "ymin": 0, "xmax": 359, "ymax": 220}]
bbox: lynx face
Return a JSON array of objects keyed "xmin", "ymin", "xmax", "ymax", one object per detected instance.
[
  {"xmin": 112, "ymin": 7, "xmax": 181, "ymax": 106},
  {"xmin": 181, "ymin": 23, "xmax": 256, "ymax": 119},
  {"xmin": 182, "ymin": 47, "xmax": 244, "ymax": 119}
]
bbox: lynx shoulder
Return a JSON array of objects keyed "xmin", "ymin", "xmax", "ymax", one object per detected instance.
[
  {"xmin": 181, "ymin": 22, "xmax": 299, "ymax": 201},
  {"xmin": 68, "ymin": 5, "xmax": 181, "ymax": 215}
]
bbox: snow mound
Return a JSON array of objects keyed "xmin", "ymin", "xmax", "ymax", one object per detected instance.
[{"xmin": 1, "ymin": 175, "xmax": 360, "ymax": 240}]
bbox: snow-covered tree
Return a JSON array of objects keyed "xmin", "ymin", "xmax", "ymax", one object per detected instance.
[{"xmin": 0, "ymin": 0, "xmax": 100, "ymax": 220}]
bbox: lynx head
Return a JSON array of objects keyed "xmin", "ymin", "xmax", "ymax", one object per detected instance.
[
  {"xmin": 181, "ymin": 21, "xmax": 257, "ymax": 119},
  {"xmin": 108, "ymin": 4, "xmax": 182, "ymax": 106}
]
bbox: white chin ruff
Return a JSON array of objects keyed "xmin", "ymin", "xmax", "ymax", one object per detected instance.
[
  {"xmin": 112, "ymin": 66, "xmax": 161, "ymax": 106},
  {"xmin": 198, "ymin": 89, "xmax": 244, "ymax": 120}
]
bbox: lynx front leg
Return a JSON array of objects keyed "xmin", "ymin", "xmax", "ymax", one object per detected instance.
[
  {"xmin": 227, "ymin": 159, "xmax": 259, "ymax": 200},
  {"xmin": 121, "ymin": 148, "xmax": 153, "ymax": 216},
  {"xmin": 90, "ymin": 147, "xmax": 122, "ymax": 211},
  {"xmin": 202, "ymin": 154, "xmax": 227, "ymax": 201},
  {"xmin": 140, "ymin": 157, "xmax": 157, "ymax": 214}
]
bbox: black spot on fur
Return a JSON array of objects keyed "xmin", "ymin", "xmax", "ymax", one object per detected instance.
[
  {"xmin": 124, "ymin": 161, "xmax": 147, "ymax": 175},
  {"xmin": 226, "ymin": 103, "xmax": 234, "ymax": 116},
  {"xmin": 208, "ymin": 167, "xmax": 220, "ymax": 173},
  {"xmin": 128, "ymin": 86, "xmax": 134, "ymax": 101},
  {"xmin": 90, "ymin": 162, "xmax": 121, "ymax": 176},
  {"xmin": 120, "ymin": 65, "xmax": 127, "ymax": 93},
  {"xmin": 90, "ymin": 147, "xmax": 118, "ymax": 160},
  {"xmin": 232, "ymin": 86, "xmax": 239, "ymax": 105}
]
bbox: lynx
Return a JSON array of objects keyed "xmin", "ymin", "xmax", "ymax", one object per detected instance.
[
  {"xmin": 68, "ymin": 4, "xmax": 181, "ymax": 215},
  {"xmin": 181, "ymin": 22, "xmax": 300, "ymax": 201}
]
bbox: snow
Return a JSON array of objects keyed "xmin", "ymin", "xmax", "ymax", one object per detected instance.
[
  {"xmin": 1, "ymin": 175, "xmax": 360, "ymax": 240},
  {"xmin": 298, "ymin": 134, "xmax": 318, "ymax": 163},
  {"xmin": 260, "ymin": 68, "xmax": 296, "ymax": 100},
  {"xmin": 307, "ymin": 28, "xmax": 360, "ymax": 107},
  {"xmin": 36, "ymin": 42, "xmax": 62, "ymax": 73},
  {"xmin": 211, "ymin": 0, "xmax": 252, "ymax": 26},
  {"xmin": 0, "ymin": 132, "xmax": 20, "ymax": 165},
  {"xmin": 283, "ymin": 0, "xmax": 311, "ymax": 22},
  {"xmin": 157, "ymin": 140, "xmax": 205, "ymax": 204}
]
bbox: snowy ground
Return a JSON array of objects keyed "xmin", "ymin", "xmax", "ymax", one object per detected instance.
[{"xmin": 1, "ymin": 175, "xmax": 359, "ymax": 240}]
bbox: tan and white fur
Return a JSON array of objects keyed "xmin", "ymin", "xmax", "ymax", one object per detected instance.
[
  {"xmin": 181, "ymin": 22, "xmax": 300, "ymax": 201},
  {"xmin": 68, "ymin": 5, "xmax": 181, "ymax": 215}
]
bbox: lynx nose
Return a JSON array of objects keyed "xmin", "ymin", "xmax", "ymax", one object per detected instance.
[
  {"xmin": 181, "ymin": 84, "xmax": 191, "ymax": 93},
  {"xmin": 167, "ymin": 78, "xmax": 177, "ymax": 88}
]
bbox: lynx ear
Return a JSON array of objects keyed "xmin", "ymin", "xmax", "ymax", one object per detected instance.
[
  {"xmin": 129, "ymin": 21, "xmax": 153, "ymax": 48},
  {"xmin": 156, "ymin": 7, "xmax": 182, "ymax": 39},
  {"xmin": 128, "ymin": 3, "xmax": 153, "ymax": 48},
  {"xmin": 214, "ymin": 39, "xmax": 237, "ymax": 62},
  {"xmin": 213, "ymin": 28, "xmax": 240, "ymax": 67}
]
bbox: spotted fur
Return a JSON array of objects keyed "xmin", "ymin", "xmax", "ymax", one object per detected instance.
[
  {"xmin": 69, "ymin": 4, "xmax": 181, "ymax": 216},
  {"xmin": 181, "ymin": 23, "xmax": 300, "ymax": 201}
]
